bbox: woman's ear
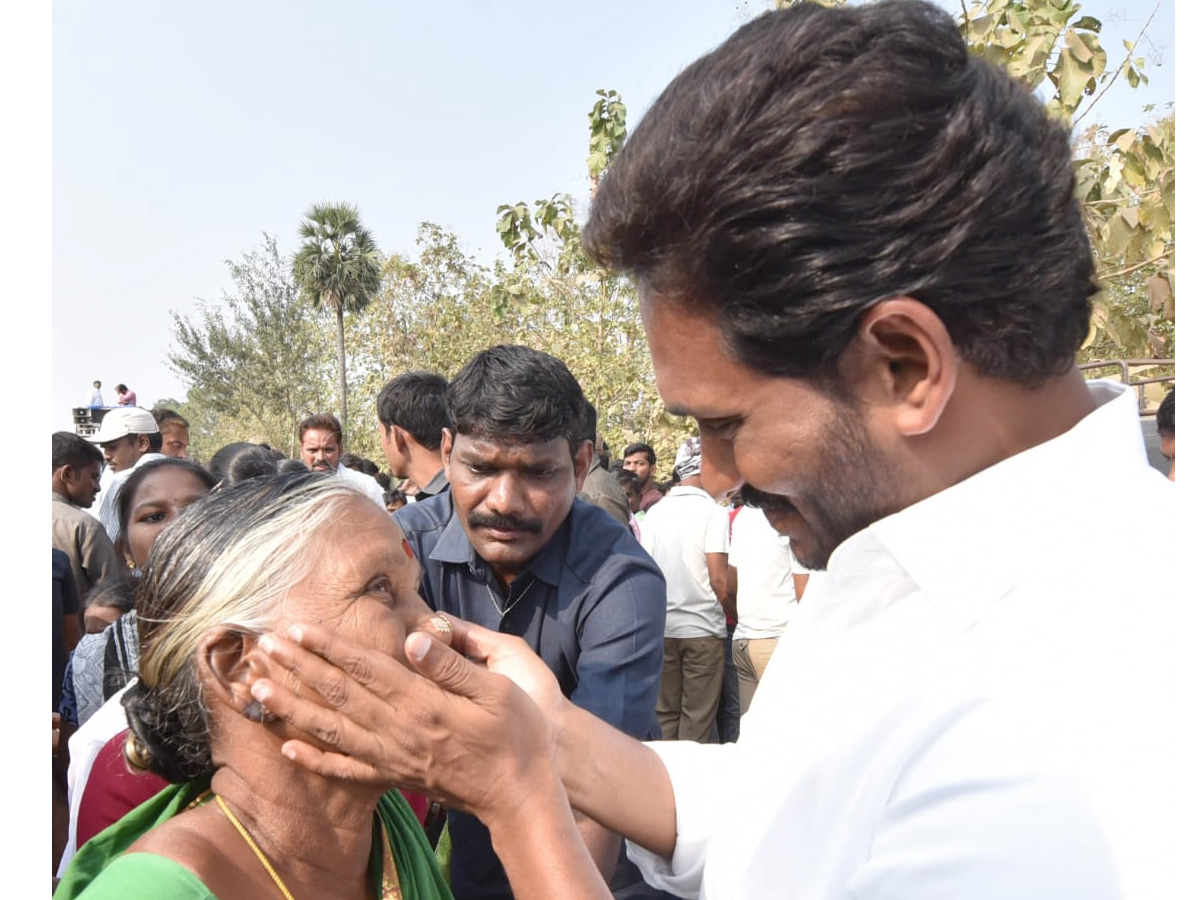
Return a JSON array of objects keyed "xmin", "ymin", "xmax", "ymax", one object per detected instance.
[{"xmin": 197, "ymin": 629, "xmax": 268, "ymax": 717}]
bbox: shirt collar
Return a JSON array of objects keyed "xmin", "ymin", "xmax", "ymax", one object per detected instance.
[
  {"xmin": 416, "ymin": 468, "xmax": 448, "ymax": 499},
  {"xmin": 427, "ymin": 495, "xmax": 571, "ymax": 588},
  {"xmin": 829, "ymin": 381, "xmax": 1141, "ymax": 630}
]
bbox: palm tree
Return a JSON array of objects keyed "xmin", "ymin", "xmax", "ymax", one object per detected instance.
[{"xmin": 292, "ymin": 202, "xmax": 382, "ymax": 425}]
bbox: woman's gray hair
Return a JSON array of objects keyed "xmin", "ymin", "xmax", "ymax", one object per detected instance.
[{"xmin": 122, "ymin": 472, "xmax": 372, "ymax": 781}]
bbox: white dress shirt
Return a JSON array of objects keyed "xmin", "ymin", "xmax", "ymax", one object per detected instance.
[{"xmin": 628, "ymin": 382, "xmax": 1188, "ymax": 899}]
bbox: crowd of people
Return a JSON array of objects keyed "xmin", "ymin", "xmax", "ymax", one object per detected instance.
[{"xmin": 52, "ymin": 2, "xmax": 1181, "ymax": 898}]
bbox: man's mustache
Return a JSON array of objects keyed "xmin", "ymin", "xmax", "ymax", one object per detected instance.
[
  {"xmin": 468, "ymin": 512, "xmax": 542, "ymax": 534},
  {"xmin": 740, "ymin": 484, "xmax": 792, "ymax": 513}
]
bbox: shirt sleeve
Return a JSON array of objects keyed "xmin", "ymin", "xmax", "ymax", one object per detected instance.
[
  {"xmin": 703, "ymin": 504, "xmax": 729, "ymax": 555},
  {"xmin": 625, "ymin": 739, "xmax": 740, "ymax": 898},
  {"xmin": 81, "ymin": 521, "xmax": 123, "ymax": 591},
  {"xmin": 568, "ymin": 558, "xmax": 667, "ymax": 740}
]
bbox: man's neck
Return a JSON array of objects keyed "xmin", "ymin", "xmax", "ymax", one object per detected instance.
[
  {"xmin": 910, "ymin": 367, "xmax": 1098, "ymax": 501},
  {"xmin": 409, "ymin": 447, "xmax": 445, "ymax": 491}
]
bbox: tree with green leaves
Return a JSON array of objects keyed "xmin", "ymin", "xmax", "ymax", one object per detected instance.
[
  {"xmin": 292, "ymin": 202, "xmax": 382, "ymax": 425},
  {"xmin": 495, "ymin": 90, "xmax": 695, "ymax": 455},
  {"xmin": 169, "ymin": 234, "xmax": 329, "ymax": 460}
]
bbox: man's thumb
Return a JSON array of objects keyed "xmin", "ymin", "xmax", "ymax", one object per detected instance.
[{"xmin": 405, "ymin": 630, "xmax": 483, "ymax": 698}]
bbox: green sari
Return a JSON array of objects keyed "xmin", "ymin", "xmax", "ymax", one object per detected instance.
[{"xmin": 55, "ymin": 776, "xmax": 453, "ymax": 900}]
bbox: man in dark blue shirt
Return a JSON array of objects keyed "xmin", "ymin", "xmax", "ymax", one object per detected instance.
[{"xmin": 394, "ymin": 345, "xmax": 667, "ymax": 900}]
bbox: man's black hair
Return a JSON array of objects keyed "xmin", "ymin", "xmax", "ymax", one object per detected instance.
[
  {"xmin": 614, "ymin": 467, "xmax": 644, "ymax": 500},
  {"xmin": 623, "ymin": 442, "xmax": 657, "ymax": 467},
  {"xmin": 53, "ymin": 431, "xmax": 103, "ymax": 471},
  {"xmin": 1157, "ymin": 387, "xmax": 1175, "ymax": 437},
  {"xmin": 376, "ymin": 371, "xmax": 451, "ymax": 451},
  {"xmin": 151, "ymin": 407, "xmax": 190, "ymax": 430},
  {"xmin": 447, "ymin": 345, "xmax": 588, "ymax": 454},
  {"xmin": 297, "ymin": 413, "xmax": 342, "ymax": 446},
  {"xmin": 584, "ymin": 0, "xmax": 1095, "ymax": 387}
]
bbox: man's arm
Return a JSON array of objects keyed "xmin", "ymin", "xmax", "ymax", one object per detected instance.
[
  {"xmin": 252, "ymin": 621, "xmax": 681, "ymax": 894},
  {"xmin": 81, "ymin": 519, "xmax": 122, "ymax": 590},
  {"xmin": 566, "ymin": 559, "xmax": 667, "ymax": 880},
  {"xmin": 707, "ymin": 553, "xmax": 731, "ymax": 620},
  {"xmin": 726, "ymin": 564, "xmax": 739, "ymax": 623}
]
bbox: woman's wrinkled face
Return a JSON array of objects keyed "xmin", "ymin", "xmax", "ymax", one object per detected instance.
[
  {"xmin": 125, "ymin": 467, "xmax": 213, "ymax": 569},
  {"xmin": 280, "ymin": 497, "xmax": 432, "ymax": 661}
]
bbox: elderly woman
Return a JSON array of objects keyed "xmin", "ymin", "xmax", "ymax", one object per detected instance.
[{"xmin": 56, "ymin": 473, "xmax": 453, "ymax": 900}]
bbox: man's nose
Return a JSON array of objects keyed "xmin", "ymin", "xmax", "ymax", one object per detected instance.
[
  {"xmin": 699, "ymin": 436, "xmax": 741, "ymax": 501},
  {"xmin": 486, "ymin": 472, "xmax": 526, "ymax": 515}
]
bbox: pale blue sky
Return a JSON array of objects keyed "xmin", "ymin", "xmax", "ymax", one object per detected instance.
[{"xmin": 50, "ymin": 0, "xmax": 1175, "ymax": 431}]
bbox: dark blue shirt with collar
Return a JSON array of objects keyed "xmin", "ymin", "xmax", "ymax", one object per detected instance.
[{"xmin": 394, "ymin": 490, "xmax": 666, "ymax": 900}]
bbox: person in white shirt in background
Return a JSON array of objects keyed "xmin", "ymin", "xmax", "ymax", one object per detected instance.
[
  {"xmin": 86, "ymin": 407, "xmax": 165, "ymax": 542},
  {"xmin": 246, "ymin": 4, "xmax": 1187, "ymax": 898},
  {"xmin": 639, "ymin": 437, "xmax": 729, "ymax": 742},
  {"xmin": 297, "ymin": 412, "xmax": 386, "ymax": 509},
  {"xmin": 726, "ymin": 502, "xmax": 809, "ymax": 714}
]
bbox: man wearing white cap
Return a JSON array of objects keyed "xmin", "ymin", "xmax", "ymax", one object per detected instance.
[
  {"xmin": 86, "ymin": 407, "xmax": 165, "ymax": 542},
  {"xmin": 638, "ymin": 436, "xmax": 730, "ymax": 742}
]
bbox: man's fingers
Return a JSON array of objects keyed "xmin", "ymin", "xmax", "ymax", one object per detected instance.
[
  {"xmin": 280, "ymin": 740, "xmax": 392, "ymax": 784},
  {"xmin": 250, "ymin": 676, "xmax": 379, "ymax": 758},
  {"xmin": 406, "ymin": 629, "xmax": 496, "ymax": 699},
  {"xmin": 447, "ymin": 614, "xmax": 535, "ymax": 666}
]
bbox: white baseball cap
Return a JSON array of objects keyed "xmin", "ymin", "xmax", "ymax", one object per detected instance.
[{"xmin": 86, "ymin": 407, "xmax": 160, "ymax": 444}]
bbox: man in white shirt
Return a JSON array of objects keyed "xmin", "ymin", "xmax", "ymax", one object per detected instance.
[
  {"xmin": 86, "ymin": 407, "xmax": 165, "ymax": 542},
  {"xmin": 639, "ymin": 437, "xmax": 729, "ymax": 741},
  {"xmin": 297, "ymin": 412, "xmax": 385, "ymax": 509},
  {"xmin": 726, "ymin": 504, "xmax": 807, "ymax": 714},
  {"xmin": 247, "ymin": 3, "xmax": 1187, "ymax": 898}
]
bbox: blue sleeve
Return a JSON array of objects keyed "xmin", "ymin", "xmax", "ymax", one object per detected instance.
[
  {"xmin": 569, "ymin": 560, "xmax": 666, "ymax": 741},
  {"xmin": 60, "ymin": 657, "xmax": 79, "ymax": 726}
]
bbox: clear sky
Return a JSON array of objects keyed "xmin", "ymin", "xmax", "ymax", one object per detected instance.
[{"xmin": 50, "ymin": 0, "xmax": 1175, "ymax": 431}]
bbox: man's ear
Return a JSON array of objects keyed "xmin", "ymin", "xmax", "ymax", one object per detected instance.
[
  {"xmin": 574, "ymin": 440, "xmax": 594, "ymax": 491},
  {"xmin": 136, "ymin": 434, "xmax": 153, "ymax": 453},
  {"xmin": 846, "ymin": 297, "xmax": 957, "ymax": 437},
  {"xmin": 440, "ymin": 428, "xmax": 455, "ymax": 469},
  {"xmin": 384, "ymin": 423, "xmax": 407, "ymax": 453},
  {"xmin": 196, "ymin": 628, "xmax": 262, "ymax": 714}
]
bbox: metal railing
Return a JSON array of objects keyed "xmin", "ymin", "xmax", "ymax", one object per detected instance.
[{"xmin": 1079, "ymin": 359, "xmax": 1174, "ymax": 415}]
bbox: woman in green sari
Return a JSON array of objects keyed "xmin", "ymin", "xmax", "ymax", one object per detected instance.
[{"xmin": 56, "ymin": 473, "xmax": 454, "ymax": 900}]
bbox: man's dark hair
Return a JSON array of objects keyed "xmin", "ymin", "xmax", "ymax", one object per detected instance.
[
  {"xmin": 341, "ymin": 453, "xmax": 380, "ymax": 477},
  {"xmin": 53, "ymin": 431, "xmax": 104, "ymax": 471},
  {"xmin": 376, "ymin": 372, "xmax": 451, "ymax": 451},
  {"xmin": 297, "ymin": 413, "xmax": 343, "ymax": 446},
  {"xmin": 151, "ymin": 407, "xmax": 190, "ymax": 430},
  {"xmin": 1157, "ymin": 387, "xmax": 1175, "ymax": 437},
  {"xmin": 623, "ymin": 442, "xmax": 657, "ymax": 467},
  {"xmin": 614, "ymin": 468, "xmax": 644, "ymax": 502},
  {"xmin": 115, "ymin": 383, "xmax": 128, "ymax": 393},
  {"xmin": 447, "ymin": 345, "xmax": 588, "ymax": 454},
  {"xmin": 584, "ymin": 0, "xmax": 1094, "ymax": 387}
]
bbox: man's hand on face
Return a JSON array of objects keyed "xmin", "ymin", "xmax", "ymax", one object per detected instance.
[{"xmin": 250, "ymin": 614, "xmax": 571, "ymax": 823}]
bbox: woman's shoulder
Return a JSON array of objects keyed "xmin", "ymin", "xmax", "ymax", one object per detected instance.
[{"xmin": 63, "ymin": 852, "xmax": 214, "ymax": 899}]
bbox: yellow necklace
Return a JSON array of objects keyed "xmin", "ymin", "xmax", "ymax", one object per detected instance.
[{"xmin": 215, "ymin": 794, "xmax": 296, "ymax": 900}]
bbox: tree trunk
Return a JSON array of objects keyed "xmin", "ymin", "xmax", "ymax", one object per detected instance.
[{"xmin": 336, "ymin": 303, "xmax": 348, "ymax": 426}]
